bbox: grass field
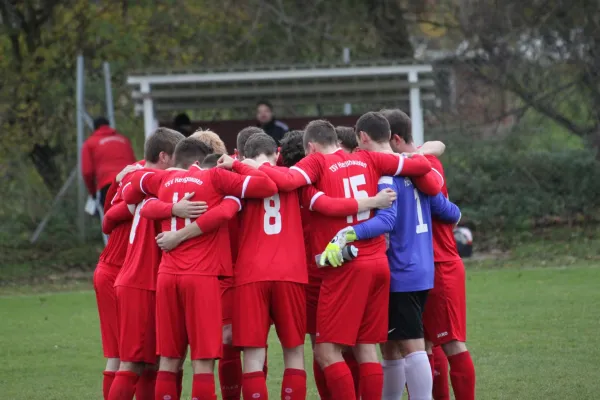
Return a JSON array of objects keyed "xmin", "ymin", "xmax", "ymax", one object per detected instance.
[{"xmin": 1, "ymin": 264, "xmax": 599, "ymax": 400}]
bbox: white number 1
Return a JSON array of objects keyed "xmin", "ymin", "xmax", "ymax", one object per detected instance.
[
  {"xmin": 171, "ymin": 192, "xmax": 192, "ymax": 231},
  {"xmin": 263, "ymin": 193, "xmax": 282, "ymax": 235},
  {"xmin": 414, "ymin": 189, "xmax": 429, "ymax": 234},
  {"xmin": 343, "ymin": 174, "xmax": 369, "ymax": 223}
]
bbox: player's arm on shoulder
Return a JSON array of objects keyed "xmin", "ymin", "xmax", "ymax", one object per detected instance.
[
  {"xmin": 102, "ymin": 201, "xmax": 135, "ymax": 234},
  {"xmin": 140, "ymin": 193, "xmax": 208, "ymax": 220},
  {"xmin": 419, "ymin": 141, "xmax": 445, "ymax": 157},
  {"xmin": 258, "ymin": 153, "xmax": 322, "ymax": 192},
  {"xmin": 302, "ymin": 184, "xmax": 396, "ymax": 217},
  {"xmin": 352, "ymin": 179, "xmax": 398, "ymax": 240},
  {"xmin": 155, "ymin": 197, "xmax": 240, "ymax": 251},
  {"xmin": 430, "ymin": 192, "xmax": 461, "ymax": 225},
  {"xmin": 411, "ymin": 155, "xmax": 442, "ymax": 196},
  {"xmin": 121, "ymin": 170, "xmax": 164, "ymax": 204},
  {"xmin": 103, "ymin": 181, "xmax": 120, "ymax": 214},
  {"xmin": 214, "ymin": 166, "xmax": 277, "ymax": 199}
]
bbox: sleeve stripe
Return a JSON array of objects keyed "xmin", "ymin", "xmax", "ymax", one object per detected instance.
[
  {"xmin": 309, "ymin": 191, "xmax": 324, "ymax": 211},
  {"xmin": 290, "ymin": 166, "xmax": 311, "ymax": 184},
  {"xmin": 394, "ymin": 156, "xmax": 405, "ymax": 176},
  {"xmin": 241, "ymin": 176, "xmax": 251, "ymax": 199},
  {"xmin": 139, "ymin": 172, "xmax": 154, "ymax": 195},
  {"xmin": 224, "ymin": 196, "xmax": 242, "ymax": 211},
  {"xmin": 378, "ymin": 176, "xmax": 394, "ymax": 185},
  {"xmin": 432, "ymin": 168, "xmax": 444, "ymax": 186}
]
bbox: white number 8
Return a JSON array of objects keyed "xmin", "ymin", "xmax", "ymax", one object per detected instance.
[{"xmin": 263, "ymin": 193, "xmax": 282, "ymax": 235}]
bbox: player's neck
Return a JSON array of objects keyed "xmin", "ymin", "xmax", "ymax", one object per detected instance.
[
  {"xmin": 145, "ymin": 161, "xmax": 159, "ymax": 169},
  {"xmin": 369, "ymin": 142, "xmax": 394, "ymax": 154},
  {"xmin": 318, "ymin": 144, "xmax": 339, "ymax": 154},
  {"xmin": 253, "ymin": 154, "xmax": 274, "ymax": 166},
  {"xmin": 405, "ymin": 143, "xmax": 418, "ymax": 153}
]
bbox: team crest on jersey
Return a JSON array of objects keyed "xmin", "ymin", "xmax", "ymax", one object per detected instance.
[{"xmin": 404, "ymin": 177, "xmax": 413, "ymax": 187}]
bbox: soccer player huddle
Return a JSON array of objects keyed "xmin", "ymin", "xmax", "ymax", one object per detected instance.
[{"xmin": 94, "ymin": 109, "xmax": 476, "ymax": 400}]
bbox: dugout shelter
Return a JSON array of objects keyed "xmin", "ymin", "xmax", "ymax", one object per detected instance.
[{"xmin": 127, "ymin": 61, "xmax": 435, "ymax": 152}]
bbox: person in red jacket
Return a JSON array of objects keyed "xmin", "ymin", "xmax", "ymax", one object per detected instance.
[{"xmin": 81, "ymin": 117, "xmax": 137, "ymax": 209}]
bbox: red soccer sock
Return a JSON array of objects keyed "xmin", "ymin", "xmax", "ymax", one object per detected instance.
[
  {"xmin": 108, "ymin": 370, "xmax": 138, "ymax": 400},
  {"xmin": 358, "ymin": 362, "xmax": 383, "ymax": 400},
  {"xmin": 343, "ymin": 351, "xmax": 360, "ymax": 396},
  {"xmin": 281, "ymin": 369, "xmax": 306, "ymax": 400},
  {"xmin": 433, "ymin": 346, "xmax": 450, "ymax": 400},
  {"xmin": 192, "ymin": 373, "xmax": 217, "ymax": 400},
  {"xmin": 103, "ymin": 371, "xmax": 116, "ymax": 400},
  {"xmin": 135, "ymin": 369, "xmax": 156, "ymax": 400},
  {"xmin": 448, "ymin": 351, "xmax": 476, "ymax": 400},
  {"xmin": 313, "ymin": 358, "xmax": 331, "ymax": 400},
  {"xmin": 155, "ymin": 371, "xmax": 179, "ymax": 400},
  {"xmin": 242, "ymin": 371, "xmax": 268, "ymax": 399},
  {"xmin": 323, "ymin": 362, "xmax": 356, "ymax": 400},
  {"xmin": 176, "ymin": 370, "xmax": 184, "ymax": 399},
  {"xmin": 219, "ymin": 344, "xmax": 242, "ymax": 400}
]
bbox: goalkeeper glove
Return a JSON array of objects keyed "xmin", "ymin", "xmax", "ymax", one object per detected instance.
[{"xmin": 319, "ymin": 226, "xmax": 357, "ymax": 267}]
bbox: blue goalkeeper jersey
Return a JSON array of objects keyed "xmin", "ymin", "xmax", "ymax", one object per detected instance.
[{"xmin": 353, "ymin": 176, "xmax": 461, "ymax": 292}]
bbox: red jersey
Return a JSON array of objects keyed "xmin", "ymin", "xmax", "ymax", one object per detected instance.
[
  {"xmin": 114, "ymin": 169, "xmax": 162, "ymax": 291},
  {"xmin": 228, "ymin": 216, "xmax": 240, "ymax": 266},
  {"xmin": 81, "ymin": 126, "xmax": 136, "ymax": 195},
  {"xmin": 259, "ymin": 149, "xmax": 432, "ymax": 260},
  {"xmin": 123, "ymin": 162, "xmax": 278, "ymax": 277},
  {"xmin": 429, "ymin": 156, "xmax": 461, "ymax": 262},
  {"xmin": 235, "ymin": 164, "xmax": 308, "ymax": 286}
]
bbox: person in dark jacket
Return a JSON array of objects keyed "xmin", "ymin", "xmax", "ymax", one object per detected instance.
[
  {"xmin": 256, "ymin": 100, "xmax": 289, "ymax": 144},
  {"xmin": 81, "ymin": 117, "xmax": 136, "ymax": 208}
]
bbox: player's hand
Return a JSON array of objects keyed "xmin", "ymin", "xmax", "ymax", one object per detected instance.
[
  {"xmin": 241, "ymin": 158, "xmax": 259, "ymax": 168},
  {"xmin": 171, "ymin": 192, "xmax": 208, "ymax": 219},
  {"xmin": 319, "ymin": 227, "xmax": 357, "ymax": 267},
  {"xmin": 374, "ymin": 188, "xmax": 397, "ymax": 209},
  {"xmin": 116, "ymin": 164, "xmax": 143, "ymax": 183},
  {"xmin": 217, "ymin": 154, "xmax": 235, "ymax": 170},
  {"xmin": 155, "ymin": 231, "xmax": 183, "ymax": 251}
]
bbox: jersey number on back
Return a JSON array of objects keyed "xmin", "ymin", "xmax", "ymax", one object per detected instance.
[
  {"xmin": 343, "ymin": 174, "xmax": 369, "ymax": 223},
  {"xmin": 263, "ymin": 193, "xmax": 282, "ymax": 235},
  {"xmin": 414, "ymin": 189, "xmax": 429, "ymax": 234},
  {"xmin": 171, "ymin": 192, "xmax": 192, "ymax": 231}
]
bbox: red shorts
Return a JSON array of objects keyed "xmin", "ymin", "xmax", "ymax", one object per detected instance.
[
  {"xmin": 93, "ymin": 262, "xmax": 120, "ymax": 358},
  {"xmin": 221, "ymin": 277, "xmax": 234, "ymax": 325},
  {"xmin": 316, "ymin": 257, "xmax": 390, "ymax": 346},
  {"xmin": 156, "ymin": 274, "xmax": 222, "ymax": 360},
  {"xmin": 233, "ymin": 281, "xmax": 306, "ymax": 349},
  {"xmin": 423, "ymin": 260, "xmax": 467, "ymax": 345},
  {"xmin": 115, "ymin": 286, "xmax": 156, "ymax": 364},
  {"xmin": 305, "ymin": 274, "xmax": 322, "ymax": 335}
]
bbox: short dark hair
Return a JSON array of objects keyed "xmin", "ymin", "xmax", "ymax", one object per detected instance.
[
  {"xmin": 355, "ymin": 112, "xmax": 391, "ymax": 143},
  {"xmin": 144, "ymin": 127, "xmax": 185, "ymax": 163},
  {"xmin": 303, "ymin": 119, "xmax": 338, "ymax": 149},
  {"xmin": 236, "ymin": 126, "xmax": 264, "ymax": 157},
  {"xmin": 244, "ymin": 134, "xmax": 278, "ymax": 159},
  {"xmin": 280, "ymin": 130, "xmax": 305, "ymax": 167},
  {"xmin": 173, "ymin": 137, "xmax": 212, "ymax": 169},
  {"xmin": 335, "ymin": 126, "xmax": 358, "ymax": 152},
  {"xmin": 200, "ymin": 153, "xmax": 223, "ymax": 169},
  {"xmin": 256, "ymin": 100, "xmax": 273, "ymax": 110},
  {"xmin": 93, "ymin": 117, "xmax": 110, "ymax": 130},
  {"xmin": 173, "ymin": 113, "xmax": 191, "ymax": 127},
  {"xmin": 380, "ymin": 109, "xmax": 412, "ymax": 143}
]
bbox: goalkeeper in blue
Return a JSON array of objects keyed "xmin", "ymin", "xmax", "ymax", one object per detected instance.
[{"xmin": 321, "ymin": 161, "xmax": 461, "ymax": 400}]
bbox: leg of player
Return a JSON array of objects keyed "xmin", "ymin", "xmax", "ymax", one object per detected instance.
[
  {"xmin": 155, "ymin": 357, "xmax": 181, "ymax": 400},
  {"xmin": 219, "ymin": 323, "xmax": 242, "ymax": 400},
  {"xmin": 380, "ymin": 341, "xmax": 406, "ymax": 400},
  {"xmin": 315, "ymin": 343, "xmax": 357, "ymax": 400},
  {"xmin": 427, "ymin": 343, "xmax": 450, "ymax": 400},
  {"xmin": 398, "ymin": 339, "xmax": 433, "ymax": 400},
  {"xmin": 102, "ymin": 358, "xmax": 120, "ymax": 400},
  {"xmin": 342, "ymin": 349, "xmax": 360, "ymax": 397},
  {"xmin": 442, "ymin": 340, "xmax": 475, "ymax": 400},
  {"xmin": 135, "ymin": 363, "xmax": 158, "ymax": 400},
  {"xmin": 108, "ymin": 361, "xmax": 145, "ymax": 400},
  {"xmin": 281, "ymin": 345, "xmax": 307, "ymax": 400},
  {"xmin": 309, "ymin": 335, "xmax": 331, "ymax": 400},
  {"xmin": 191, "ymin": 359, "xmax": 217, "ymax": 400},
  {"xmin": 352, "ymin": 343, "xmax": 385, "ymax": 400},
  {"xmin": 242, "ymin": 347, "xmax": 269, "ymax": 400}
]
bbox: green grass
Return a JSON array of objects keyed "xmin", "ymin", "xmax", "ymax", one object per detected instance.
[{"xmin": 1, "ymin": 265, "xmax": 599, "ymax": 399}]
